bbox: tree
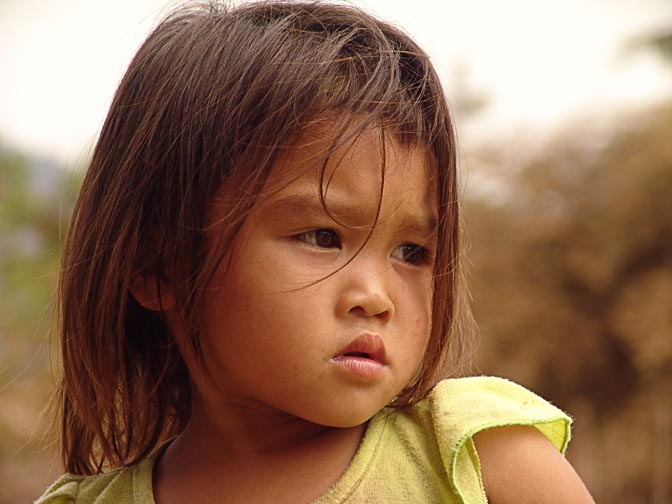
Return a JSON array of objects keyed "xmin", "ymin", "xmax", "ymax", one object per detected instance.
[{"xmin": 467, "ymin": 103, "xmax": 672, "ymax": 503}]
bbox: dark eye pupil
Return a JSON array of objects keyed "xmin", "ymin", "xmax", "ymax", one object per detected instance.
[
  {"xmin": 315, "ymin": 230, "xmax": 338, "ymax": 248},
  {"xmin": 403, "ymin": 245, "xmax": 422, "ymax": 262}
]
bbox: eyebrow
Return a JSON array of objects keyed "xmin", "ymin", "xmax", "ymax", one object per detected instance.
[{"xmin": 263, "ymin": 192, "xmax": 439, "ymax": 239}]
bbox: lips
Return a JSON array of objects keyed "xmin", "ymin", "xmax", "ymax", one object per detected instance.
[{"xmin": 333, "ymin": 333, "xmax": 387, "ymax": 366}]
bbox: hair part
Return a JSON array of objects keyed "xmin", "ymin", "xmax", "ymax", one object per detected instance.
[{"xmin": 57, "ymin": 0, "xmax": 473, "ymax": 475}]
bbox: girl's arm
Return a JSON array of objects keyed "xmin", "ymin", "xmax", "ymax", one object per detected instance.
[{"xmin": 474, "ymin": 425, "xmax": 595, "ymax": 504}]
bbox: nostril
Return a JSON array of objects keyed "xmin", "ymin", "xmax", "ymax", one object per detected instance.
[
  {"xmin": 348, "ymin": 305, "xmax": 392, "ymax": 320},
  {"xmin": 343, "ymin": 290, "xmax": 394, "ymax": 320}
]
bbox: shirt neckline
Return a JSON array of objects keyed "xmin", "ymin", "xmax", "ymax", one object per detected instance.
[{"xmin": 137, "ymin": 410, "xmax": 389, "ymax": 504}]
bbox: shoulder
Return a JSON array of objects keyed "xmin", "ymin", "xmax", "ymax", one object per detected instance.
[
  {"xmin": 34, "ymin": 460, "xmax": 154, "ymax": 504},
  {"xmin": 409, "ymin": 376, "xmax": 592, "ymax": 503},
  {"xmin": 426, "ymin": 376, "xmax": 572, "ymax": 452},
  {"xmin": 34, "ymin": 472, "xmax": 122, "ymax": 504},
  {"xmin": 34, "ymin": 473, "xmax": 87, "ymax": 504},
  {"xmin": 474, "ymin": 425, "xmax": 595, "ymax": 504}
]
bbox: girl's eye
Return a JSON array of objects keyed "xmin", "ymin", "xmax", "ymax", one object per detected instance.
[
  {"xmin": 295, "ymin": 229, "xmax": 342, "ymax": 249},
  {"xmin": 391, "ymin": 243, "xmax": 431, "ymax": 266}
]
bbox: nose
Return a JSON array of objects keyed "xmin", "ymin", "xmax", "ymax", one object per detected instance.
[{"xmin": 337, "ymin": 259, "xmax": 395, "ymax": 322}]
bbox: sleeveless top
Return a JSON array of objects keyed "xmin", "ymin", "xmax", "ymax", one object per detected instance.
[{"xmin": 35, "ymin": 377, "xmax": 571, "ymax": 503}]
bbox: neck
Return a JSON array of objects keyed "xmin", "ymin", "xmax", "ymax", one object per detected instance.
[
  {"xmin": 153, "ymin": 391, "xmax": 368, "ymax": 504},
  {"xmin": 165, "ymin": 388, "xmax": 365, "ymax": 462}
]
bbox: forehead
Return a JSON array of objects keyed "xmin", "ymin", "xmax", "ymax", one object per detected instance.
[
  {"xmin": 263, "ymin": 127, "xmax": 437, "ymax": 210},
  {"xmin": 229, "ymin": 126, "xmax": 439, "ymax": 243}
]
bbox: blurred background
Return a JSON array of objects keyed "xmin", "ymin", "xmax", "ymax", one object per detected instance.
[{"xmin": 1, "ymin": 0, "xmax": 671, "ymax": 502}]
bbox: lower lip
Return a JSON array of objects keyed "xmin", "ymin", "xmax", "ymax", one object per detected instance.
[{"xmin": 332, "ymin": 356, "xmax": 386, "ymax": 381}]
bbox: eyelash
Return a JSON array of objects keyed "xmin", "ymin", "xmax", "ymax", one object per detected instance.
[
  {"xmin": 391, "ymin": 243, "xmax": 433, "ymax": 266},
  {"xmin": 293, "ymin": 229, "xmax": 433, "ymax": 266},
  {"xmin": 294, "ymin": 229, "xmax": 342, "ymax": 249}
]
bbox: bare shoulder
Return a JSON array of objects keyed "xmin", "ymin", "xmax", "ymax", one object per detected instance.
[{"xmin": 474, "ymin": 425, "xmax": 595, "ymax": 504}]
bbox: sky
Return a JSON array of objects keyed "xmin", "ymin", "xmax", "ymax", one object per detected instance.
[{"xmin": 0, "ymin": 0, "xmax": 671, "ymax": 166}]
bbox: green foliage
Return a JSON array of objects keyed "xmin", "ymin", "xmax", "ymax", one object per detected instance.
[
  {"xmin": 0, "ymin": 146, "xmax": 81, "ymax": 502},
  {"xmin": 0, "ymin": 150, "xmax": 79, "ymax": 359}
]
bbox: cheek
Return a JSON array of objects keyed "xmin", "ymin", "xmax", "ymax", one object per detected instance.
[
  {"xmin": 405, "ymin": 312, "xmax": 432, "ymax": 360},
  {"xmin": 416, "ymin": 316, "xmax": 432, "ymax": 355},
  {"xmin": 414, "ymin": 289, "xmax": 433, "ymax": 350},
  {"xmin": 397, "ymin": 316, "xmax": 431, "ymax": 379},
  {"xmin": 415, "ymin": 317, "xmax": 424, "ymax": 332},
  {"xmin": 411, "ymin": 282, "xmax": 433, "ymax": 337},
  {"xmin": 397, "ymin": 274, "xmax": 432, "ymax": 324}
]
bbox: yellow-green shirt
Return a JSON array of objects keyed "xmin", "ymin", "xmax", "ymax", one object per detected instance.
[{"xmin": 35, "ymin": 377, "xmax": 571, "ymax": 503}]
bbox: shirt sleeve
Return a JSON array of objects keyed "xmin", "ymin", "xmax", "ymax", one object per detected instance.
[
  {"xmin": 34, "ymin": 474, "xmax": 81, "ymax": 504},
  {"xmin": 429, "ymin": 376, "xmax": 572, "ymax": 504},
  {"xmin": 33, "ymin": 465, "xmax": 144, "ymax": 504}
]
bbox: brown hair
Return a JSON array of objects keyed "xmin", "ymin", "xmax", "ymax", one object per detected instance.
[{"xmin": 57, "ymin": 0, "xmax": 472, "ymax": 475}]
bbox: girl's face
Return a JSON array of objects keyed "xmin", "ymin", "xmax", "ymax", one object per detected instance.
[{"xmin": 193, "ymin": 129, "xmax": 437, "ymax": 427}]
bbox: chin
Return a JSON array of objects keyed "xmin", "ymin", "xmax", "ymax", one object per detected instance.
[
  {"xmin": 300, "ymin": 397, "xmax": 393, "ymax": 428},
  {"xmin": 311, "ymin": 414, "xmax": 375, "ymax": 429}
]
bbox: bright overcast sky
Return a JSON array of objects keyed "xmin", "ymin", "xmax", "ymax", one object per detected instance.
[{"xmin": 1, "ymin": 0, "xmax": 671, "ymax": 165}]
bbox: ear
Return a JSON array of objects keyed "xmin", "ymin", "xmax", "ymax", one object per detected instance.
[{"xmin": 129, "ymin": 273, "xmax": 176, "ymax": 312}]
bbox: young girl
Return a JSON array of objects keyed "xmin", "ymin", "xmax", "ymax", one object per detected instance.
[{"xmin": 37, "ymin": 2, "xmax": 594, "ymax": 503}]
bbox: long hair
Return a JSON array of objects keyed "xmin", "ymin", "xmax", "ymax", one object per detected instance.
[{"xmin": 57, "ymin": 0, "xmax": 472, "ymax": 475}]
